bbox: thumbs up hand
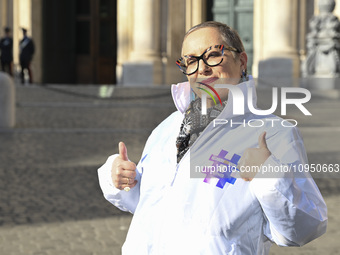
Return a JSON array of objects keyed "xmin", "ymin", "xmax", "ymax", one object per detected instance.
[
  {"xmin": 239, "ymin": 132, "xmax": 271, "ymax": 181},
  {"xmin": 111, "ymin": 142, "xmax": 138, "ymax": 190}
]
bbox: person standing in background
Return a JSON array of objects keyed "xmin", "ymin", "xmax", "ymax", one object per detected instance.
[
  {"xmin": 0, "ymin": 27, "xmax": 13, "ymax": 76},
  {"xmin": 19, "ymin": 28, "xmax": 35, "ymax": 84}
]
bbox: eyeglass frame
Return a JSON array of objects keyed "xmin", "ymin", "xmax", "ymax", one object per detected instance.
[{"xmin": 176, "ymin": 44, "xmax": 241, "ymax": 75}]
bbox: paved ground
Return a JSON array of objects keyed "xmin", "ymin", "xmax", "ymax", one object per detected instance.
[{"xmin": 0, "ymin": 80, "xmax": 339, "ymax": 254}]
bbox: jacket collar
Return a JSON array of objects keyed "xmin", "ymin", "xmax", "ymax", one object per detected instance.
[{"xmin": 171, "ymin": 76, "xmax": 257, "ymax": 119}]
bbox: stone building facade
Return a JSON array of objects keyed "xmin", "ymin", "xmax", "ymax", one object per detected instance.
[{"xmin": 0, "ymin": 0, "xmax": 339, "ymax": 85}]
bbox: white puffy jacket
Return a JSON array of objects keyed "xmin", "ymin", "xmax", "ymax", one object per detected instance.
[{"xmin": 98, "ymin": 79, "xmax": 327, "ymax": 255}]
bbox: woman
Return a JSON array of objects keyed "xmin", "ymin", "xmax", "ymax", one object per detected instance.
[{"xmin": 98, "ymin": 21, "xmax": 327, "ymax": 254}]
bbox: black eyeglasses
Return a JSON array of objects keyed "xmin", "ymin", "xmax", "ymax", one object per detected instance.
[{"xmin": 176, "ymin": 44, "xmax": 241, "ymax": 75}]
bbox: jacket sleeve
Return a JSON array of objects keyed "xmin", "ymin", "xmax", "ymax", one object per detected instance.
[
  {"xmin": 98, "ymin": 111, "xmax": 182, "ymax": 215},
  {"xmin": 97, "ymin": 118, "xmax": 165, "ymax": 214},
  {"xmin": 97, "ymin": 154, "xmax": 142, "ymax": 214},
  {"xmin": 249, "ymin": 127, "xmax": 327, "ymax": 247}
]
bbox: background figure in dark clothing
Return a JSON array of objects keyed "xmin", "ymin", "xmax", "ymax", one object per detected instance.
[
  {"xmin": 0, "ymin": 27, "xmax": 13, "ymax": 76},
  {"xmin": 19, "ymin": 28, "xmax": 35, "ymax": 84}
]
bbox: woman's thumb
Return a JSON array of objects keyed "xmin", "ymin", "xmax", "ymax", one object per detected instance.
[{"xmin": 118, "ymin": 142, "xmax": 129, "ymax": 161}]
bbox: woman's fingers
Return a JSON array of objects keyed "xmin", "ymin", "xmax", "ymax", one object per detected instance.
[{"xmin": 112, "ymin": 156, "xmax": 137, "ymax": 190}]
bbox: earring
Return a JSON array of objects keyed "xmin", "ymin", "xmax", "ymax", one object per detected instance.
[{"xmin": 241, "ymin": 69, "xmax": 247, "ymax": 82}]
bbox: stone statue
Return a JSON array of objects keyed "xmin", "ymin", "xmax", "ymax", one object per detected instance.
[{"xmin": 302, "ymin": 0, "xmax": 340, "ymax": 77}]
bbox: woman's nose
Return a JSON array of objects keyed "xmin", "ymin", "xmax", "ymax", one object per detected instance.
[{"xmin": 198, "ymin": 59, "xmax": 212, "ymax": 75}]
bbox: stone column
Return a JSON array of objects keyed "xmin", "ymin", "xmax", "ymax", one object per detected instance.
[
  {"xmin": 122, "ymin": 0, "xmax": 162, "ymax": 86},
  {"xmin": 31, "ymin": 0, "xmax": 42, "ymax": 83},
  {"xmin": 116, "ymin": 0, "xmax": 134, "ymax": 85},
  {"xmin": 185, "ymin": 0, "xmax": 206, "ymax": 31},
  {"xmin": 165, "ymin": 0, "xmax": 187, "ymax": 85},
  {"xmin": 335, "ymin": 0, "xmax": 340, "ymax": 17},
  {"xmin": 0, "ymin": 0, "xmax": 13, "ymax": 30},
  {"xmin": 13, "ymin": 0, "xmax": 32, "ymax": 73},
  {"xmin": 0, "ymin": 0, "xmax": 5, "ymax": 29},
  {"xmin": 12, "ymin": 0, "xmax": 20, "ymax": 67},
  {"xmin": 254, "ymin": 0, "xmax": 301, "ymax": 86}
]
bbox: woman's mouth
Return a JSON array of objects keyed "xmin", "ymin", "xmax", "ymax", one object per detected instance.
[{"xmin": 198, "ymin": 77, "xmax": 219, "ymax": 85}]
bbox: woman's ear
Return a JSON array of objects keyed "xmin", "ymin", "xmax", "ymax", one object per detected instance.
[{"xmin": 239, "ymin": 52, "xmax": 248, "ymax": 71}]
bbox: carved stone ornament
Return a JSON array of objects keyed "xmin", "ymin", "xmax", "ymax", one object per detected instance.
[{"xmin": 302, "ymin": 0, "xmax": 340, "ymax": 76}]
